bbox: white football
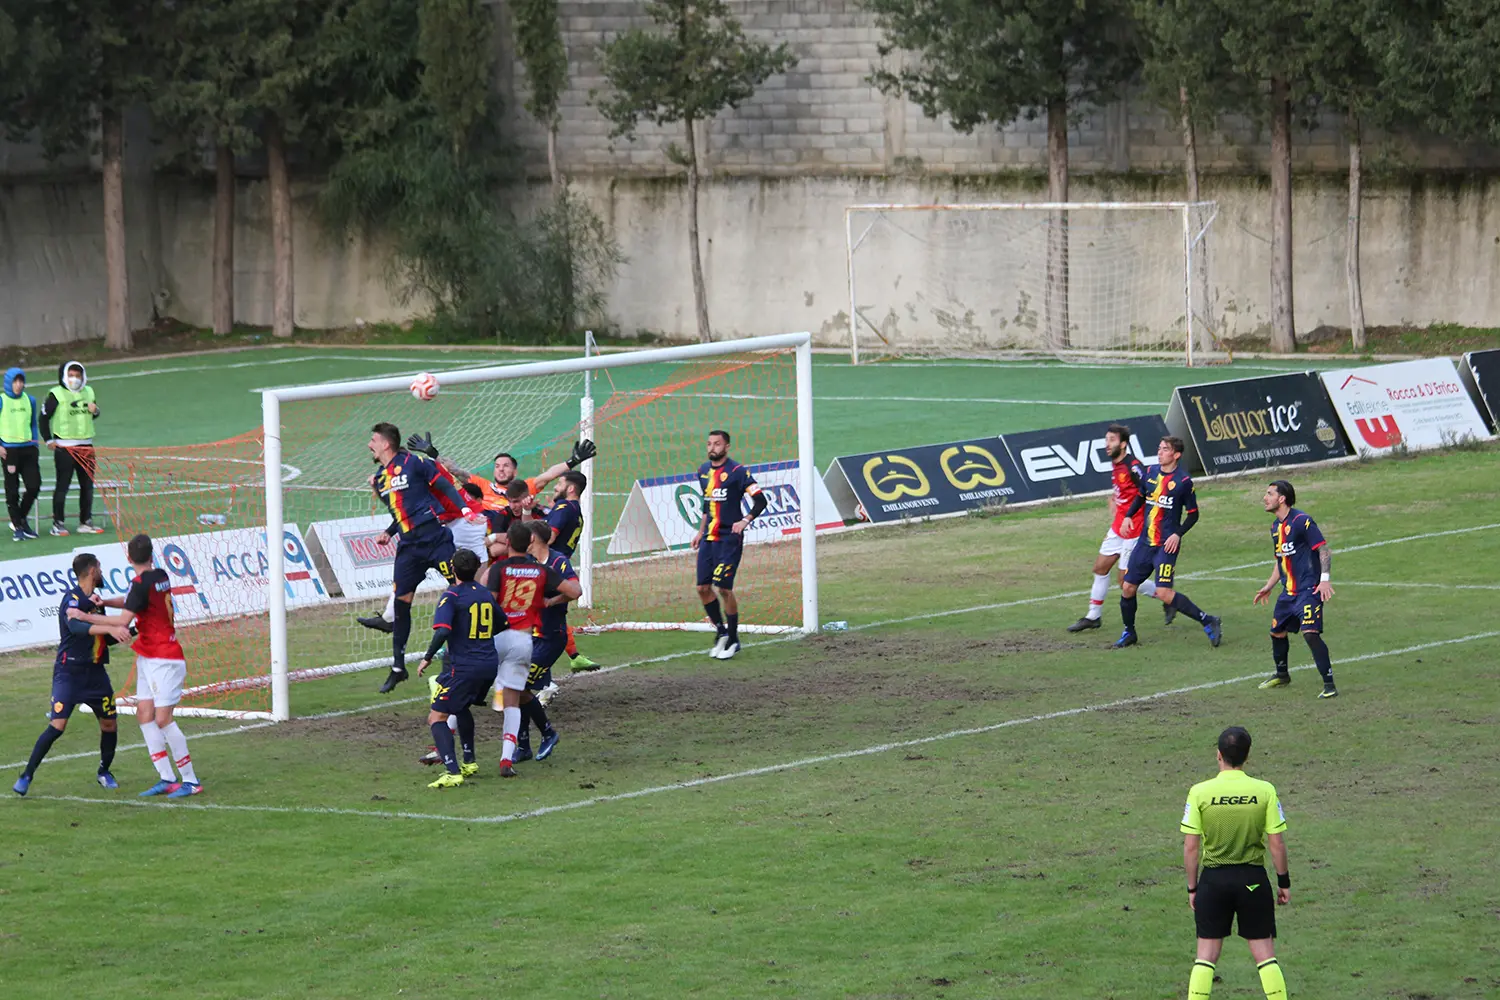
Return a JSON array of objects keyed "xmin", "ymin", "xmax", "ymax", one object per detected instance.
[{"xmin": 410, "ymin": 372, "xmax": 440, "ymax": 401}]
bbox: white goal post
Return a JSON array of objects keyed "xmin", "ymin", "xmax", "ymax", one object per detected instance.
[
  {"xmin": 845, "ymin": 201, "xmax": 1219, "ymax": 365},
  {"xmin": 261, "ymin": 334, "xmax": 820, "ymax": 721}
]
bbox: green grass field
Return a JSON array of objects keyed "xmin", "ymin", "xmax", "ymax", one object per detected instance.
[{"xmin": 2, "ymin": 346, "xmax": 1498, "ymax": 999}]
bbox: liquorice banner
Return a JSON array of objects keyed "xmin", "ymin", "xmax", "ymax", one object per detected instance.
[
  {"xmin": 1460, "ymin": 349, "xmax": 1500, "ymax": 430},
  {"xmin": 1002, "ymin": 415, "xmax": 1167, "ymax": 499},
  {"xmin": 822, "ymin": 436, "xmax": 1032, "ymax": 522},
  {"xmin": 1168, "ymin": 372, "xmax": 1350, "ymax": 475}
]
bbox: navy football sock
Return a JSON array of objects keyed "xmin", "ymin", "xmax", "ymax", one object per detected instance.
[
  {"xmin": 1120, "ymin": 595, "xmax": 1138, "ymax": 630},
  {"xmin": 726, "ymin": 613, "xmax": 739, "ymax": 643},
  {"xmin": 392, "ymin": 599, "xmax": 413, "ymax": 671},
  {"xmin": 1170, "ymin": 592, "xmax": 1207, "ymax": 623},
  {"xmin": 24, "ymin": 725, "xmax": 64, "ymax": 777},
  {"xmin": 527, "ymin": 698, "xmax": 552, "ymax": 735},
  {"xmin": 431, "ymin": 720, "xmax": 459, "ymax": 774},
  {"xmin": 98, "ymin": 728, "xmax": 117, "ymax": 773},
  {"xmin": 455, "ymin": 708, "xmax": 476, "ymax": 763},
  {"xmin": 1271, "ymin": 635, "xmax": 1291, "ymax": 674},
  {"xmin": 1304, "ymin": 632, "xmax": 1334, "ymax": 685},
  {"xmin": 703, "ymin": 599, "xmax": 725, "ymax": 634}
]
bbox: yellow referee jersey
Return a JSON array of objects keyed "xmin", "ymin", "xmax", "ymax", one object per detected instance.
[{"xmin": 1180, "ymin": 769, "xmax": 1287, "ymax": 868}]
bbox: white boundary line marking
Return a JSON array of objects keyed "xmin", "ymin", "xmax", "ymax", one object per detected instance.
[
  {"xmin": 1189, "ymin": 575, "xmax": 1500, "ymax": 591},
  {"xmin": 8, "ymin": 519, "xmax": 1499, "ymax": 771},
  {"xmin": 10, "ymin": 630, "xmax": 1497, "ymax": 823}
]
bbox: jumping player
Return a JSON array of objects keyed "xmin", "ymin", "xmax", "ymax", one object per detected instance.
[
  {"xmin": 1068, "ymin": 424, "xmax": 1148, "ymax": 632},
  {"xmin": 415, "ymin": 550, "xmax": 501, "ymax": 789},
  {"xmin": 368, "ymin": 422, "xmax": 484, "ymax": 694},
  {"xmin": 487, "ymin": 522, "xmax": 579, "ymax": 776},
  {"xmin": 1114, "ymin": 436, "xmax": 1222, "ymax": 650},
  {"xmin": 12, "ymin": 552, "xmax": 132, "ymax": 795},
  {"xmin": 691, "ymin": 429, "xmax": 767, "ymax": 660},
  {"xmin": 1254, "ymin": 481, "xmax": 1338, "ymax": 698}
]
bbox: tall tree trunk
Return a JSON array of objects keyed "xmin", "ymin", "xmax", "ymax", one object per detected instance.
[
  {"xmin": 1045, "ymin": 95, "xmax": 1069, "ymax": 350},
  {"xmin": 684, "ymin": 117, "xmax": 711, "ymax": 343},
  {"xmin": 213, "ymin": 143, "xmax": 235, "ymax": 336},
  {"xmin": 266, "ymin": 115, "xmax": 295, "ymax": 340},
  {"xmin": 1269, "ymin": 76, "xmax": 1295, "ymax": 353},
  {"xmin": 547, "ymin": 124, "xmax": 561, "ymax": 192},
  {"xmin": 101, "ymin": 108, "xmax": 131, "ymax": 351},
  {"xmin": 1346, "ymin": 112, "xmax": 1367, "ymax": 351},
  {"xmin": 1181, "ymin": 84, "xmax": 1212, "ymax": 356}
]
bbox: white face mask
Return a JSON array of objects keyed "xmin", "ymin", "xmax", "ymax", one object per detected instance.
[{"xmin": 65, "ymin": 376, "xmax": 82, "ymax": 391}]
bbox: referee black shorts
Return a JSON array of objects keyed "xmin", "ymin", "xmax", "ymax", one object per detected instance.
[{"xmin": 1195, "ymin": 864, "xmax": 1276, "ymax": 940}]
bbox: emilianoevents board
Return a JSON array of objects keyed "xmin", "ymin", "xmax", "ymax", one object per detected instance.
[{"xmin": 1322, "ymin": 358, "xmax": 1494, "ymax": 456}]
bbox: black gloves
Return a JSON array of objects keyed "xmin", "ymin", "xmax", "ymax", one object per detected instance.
[
  {"xmin": 407, "ymin": 431, "xmax": 439, "ymax": 458},
  {"xmin": 567, "ymin": 439, "xmax": 597, "ymax": 469}
]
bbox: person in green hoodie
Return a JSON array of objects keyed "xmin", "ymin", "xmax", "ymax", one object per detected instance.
[
  {"xmin": 39, "ymin": 360, "xmax": 104, "ymax": 536},
  {"xmin": 1, "ymin": 367, "xmax": 42, "ymax": 541}
]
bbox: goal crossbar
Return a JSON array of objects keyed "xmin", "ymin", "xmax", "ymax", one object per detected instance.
[{"xmin": 261, "ymin": 333, "xmax": 819, "ymax": 721}]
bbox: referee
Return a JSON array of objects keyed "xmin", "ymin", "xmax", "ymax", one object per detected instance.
[{"xmin": 1180, "ymin": 726, "xmax": 1292, "ymax": 1000}]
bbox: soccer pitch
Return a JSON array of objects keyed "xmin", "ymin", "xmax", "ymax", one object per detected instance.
[{"xmin": 2, "ymin": 347, "xmax": 1497, "ymax": 998}]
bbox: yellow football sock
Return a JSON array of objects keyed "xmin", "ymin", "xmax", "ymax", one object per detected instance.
[
  {"xmin": 1257, "ymin": 957, "xmax": 1287, "ymax": 999},
  {"xmin": 1188, "ymin": 959, "xmax": 1215, "ymax": 998}
]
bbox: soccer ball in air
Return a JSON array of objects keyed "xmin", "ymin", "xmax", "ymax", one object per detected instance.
[{"xmin": 410, "ymin": 372, "xmax": 440, "ymax": 401}]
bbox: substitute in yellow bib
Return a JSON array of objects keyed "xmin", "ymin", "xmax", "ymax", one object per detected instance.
[
  {"xmin": 1180, "ymin": 726, "xmax": 1292, "ymax": 1000},
  {"xmin": 39, "ymin": 361, "xmax": 103, "ymax": 537}
]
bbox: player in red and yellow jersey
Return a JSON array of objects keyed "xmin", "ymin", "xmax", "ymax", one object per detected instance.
[
  {"xmin": 691, "ymin": 429, "xmax": 768, "ymax": 660},
  {"xmin": 1068, "ymin": 424, "xmax": 1149, "ymax": 632},
  {"xmin": 1115, "ymin": 436, "xmax": 1222, "ymax": 650},
  {"xmin": 1254, "ymin": 480, "xmax": 1338, "ymax": 698}
]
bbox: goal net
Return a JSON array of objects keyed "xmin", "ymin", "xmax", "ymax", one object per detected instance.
[
  {"xmin": 844, "ymin": 201, "xmax": 1219, "ymax": 364},
  {"xmin": 96, "ymin": 335, "xmax": 818, "ymax": 721}
]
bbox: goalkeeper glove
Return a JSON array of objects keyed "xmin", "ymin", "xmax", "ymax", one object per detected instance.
[
  {"xmin": 567, "ymin": 439, "xmax": 597, "ymax": 469},
  {"xmin": 407, "ymin": 431, "xmax": 439, "ymax": 458}
]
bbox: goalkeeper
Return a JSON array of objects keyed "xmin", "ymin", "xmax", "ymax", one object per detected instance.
[{"xmin": 407, "ymin": 433, "xmax": 599, "ymax": 671}]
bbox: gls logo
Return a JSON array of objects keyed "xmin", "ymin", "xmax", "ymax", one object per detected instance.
[
  {"xmin": 939, "ymin": 444, "xmax": 1005, "ymax": 490},
  {"xmin": 1020, "ymin": 434, "xmax": 1148, "ymax": 482},
  {"xmin": 381, "ymin": 473, "xmax": 410, "ymax": 495},
  {"xmin": 1275, "ymin": 541, "xmax": 1297, "ymax": 556},
  {"xmin": 862, "ymin": 454, "xmax": 929, "ymax": 501}
]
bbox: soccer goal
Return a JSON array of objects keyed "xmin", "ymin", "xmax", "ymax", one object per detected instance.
[
  {"xmin": 844, "ymin": 201, "xmax": 1219, "ymax": 365},
  {"xmin": 96, "ymin": 334, "xmax": 819, "ymax": 721}
]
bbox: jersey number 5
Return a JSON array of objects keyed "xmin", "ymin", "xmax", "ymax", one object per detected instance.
[{"xmin": 467, "ymin": 602, "xmax": 494, "ymax": 640}]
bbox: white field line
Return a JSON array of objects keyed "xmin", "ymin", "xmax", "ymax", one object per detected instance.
[
  {"xmin": 1188, "ymin": 575, "xmax": 1500, "ymax": 591},
  {"xmin": 11, "ymin": 630, "xmax": 1498, "ymax": 824},
  {"xmin": 674, "ymin": 392, "xmax": 1158, "ymax": 407},
  {"xmin": 1205, "ymin": 522, "xmax": 1500, "ymax": 574},
  {"xmin": 89, "ymin": 353, "xmax": 459, "ymax": 383},
  {"xmin": 8, "ymin": 519, "xmax": 1496, "ymax": 771}
]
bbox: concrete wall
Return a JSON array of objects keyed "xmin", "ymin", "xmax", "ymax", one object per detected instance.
[{"xmin": 4, "ymin": 0, "xmax": 1500, "ymax": 348}]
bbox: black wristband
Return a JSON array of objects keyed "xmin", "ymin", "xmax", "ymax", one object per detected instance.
[
  {"xmin": 1187, "ymin": 886, "xmax": 1197, "ymax": 894},
  {"xmin": 1276, "ymin": 872, "xmax": 1290, "ymax": 889}
]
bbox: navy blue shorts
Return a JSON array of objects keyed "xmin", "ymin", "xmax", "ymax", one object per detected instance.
[
  {"xmin": 1272, "ymin": 592, "xmax": 1324, "ymax": 635},
  {"xmin": 528, "ymin": 632, "xmax": 567, "ymax": 690},
  {"xmin": 1123, "ymin": 541, "xmax": 1179, "ymax": 589},
  {"xmin": 393, "ymin": 526, "xmax": 457, "ymax": 596},
  {"xmin": 696, "ymin": 535, "xmax": 744, "ymax": 589},
  {"xmin": 430, "ymin": 666, "xmax": 498, "ymax": 714},
  {"xmin": 50, "ymin": 666, "xmax": 117, "ymax": 721}
]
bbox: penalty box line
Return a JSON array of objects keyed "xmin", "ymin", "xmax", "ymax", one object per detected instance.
[
  {"xmin": 11, "ymin": 629, "xmax": 1499, "ymax": 825},
  {"xmin": 7, "ymin": 519, "xmax": 1499, "ymax": 773}
]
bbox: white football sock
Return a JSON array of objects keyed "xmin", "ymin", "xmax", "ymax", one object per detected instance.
[
  {"xmin": 382, "ymin": 593, "xmax": 396, "ymax": 623},
  {"xmin": 447, "ymin": 715, "xmax": 458, "ymax": 733},
  {"xmin": 1087, "ymin": 573, "xmax": 1110, "ymax": 619},
  {"xmin": 1137, "ymin": 579, "xmax": 1158, "ymax": 599},
  {"xmin": 161, "ymin": 722, "xmax": 198, "ymax": 784},
  {"xmin": 501, "ymin": 706, "xmax": 521, "ymax": 764},
  {"xmin": 140, "ymin": 721, "xmax": 175, "ymax": 781}
]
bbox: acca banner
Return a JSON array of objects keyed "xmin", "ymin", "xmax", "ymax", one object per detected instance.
[
  {"xmin": 1322, "ymin": 358, "xmax": 1494, "ymax": 456},
  {"xmin": 1002, "ymin": 415, "xmax": 1166, "ymax": 498},
  {"xmin": 154, "ymin": 524, "xmax": 330, "ymax": 622},
  {"xmin": 0, "ymin": 552, "xmax": 80, "ymax": 652},
  {"xmin": 1167, "ymin": 373, "xmax": 1350, "ymax": 475},
  {"xmin": 305, "ymin": 514, "xmax": 448, "ymax": 599},
  {"xmin": 607, "ymin": 460, "xmax": 843, "ymax": 556},
  {"xmin": 823, "ymin": 437, "xmax": 1032, "ymax": 523}
]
